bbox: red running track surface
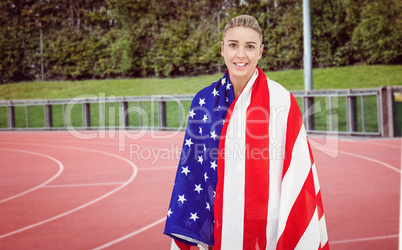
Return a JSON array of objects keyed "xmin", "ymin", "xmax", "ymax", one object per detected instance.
[{"xmin": 0, "ymin": 131, "xmax": 400, "ymax": 249}]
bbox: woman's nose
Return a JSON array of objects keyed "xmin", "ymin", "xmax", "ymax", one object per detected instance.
[{"xmin": 236, "ymin": 47, "xmax": 246, "ymax": 58}]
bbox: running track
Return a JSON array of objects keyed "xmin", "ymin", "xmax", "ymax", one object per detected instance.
[{"xmin": 0, "ymin": 131, "xmax": 400, "ymax": 249}]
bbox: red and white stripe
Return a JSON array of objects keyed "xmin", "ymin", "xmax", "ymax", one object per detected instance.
[{"xmin": 214, "ymin": 67, "xmax": 329, "ymax": 250}]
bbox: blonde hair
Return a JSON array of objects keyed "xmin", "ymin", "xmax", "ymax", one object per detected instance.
[{"xmin": 223, "ymin": 15, "xmax": 263, "ymax": 44}]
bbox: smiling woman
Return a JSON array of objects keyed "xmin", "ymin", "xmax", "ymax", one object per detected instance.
[
  {"xmin": 221, "ymin": 26, "xmax": 264, "ymax": 97},
  {"xmin": 163, "ymin": 15, "xmax": 329, "ymax": 250},
  {"xmin": 221, "ymin": 15, "xmax": 264, "ymax": 97}
]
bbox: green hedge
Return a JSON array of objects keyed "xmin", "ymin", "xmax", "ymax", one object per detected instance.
[{"xmin": 1, "ymin": 0, "xmax": 401, "ymax": 83}]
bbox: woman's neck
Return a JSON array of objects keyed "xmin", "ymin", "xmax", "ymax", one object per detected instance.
[{"xmin": 230, "ymin": 71, "xmax": 255, "ymax": 97}]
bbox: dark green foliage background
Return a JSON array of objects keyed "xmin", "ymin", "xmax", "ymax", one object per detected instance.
[{"xmin": 1, "ymin": 0, "xmax": 401, "ymax": 83}]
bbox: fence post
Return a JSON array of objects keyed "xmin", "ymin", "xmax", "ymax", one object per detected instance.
[
  {"xmin": 82, "ymin": 103, "xmax": 91, "ymax": 128},
  {"xmin": 45, "ymin": 104, "xmax": 53, "ymax": 128},
  {"xmin": 120, "ymin": 101, "xmax": 129, "ymax": 127},
  {"xmin": 7, "ymin": 106, "xmax": 15, "ymax": 129},
  {"xmin": 347, "ymin": 94, "xmax": 358, "ymax": 132},
  {"xmin": 158, "ymin": 100, "xmax": 167, "ymax": 128},
  {"xmin": 394, "ymin": 90, "xmax": 402, "ymax": 137},
  {"xmin": 303, "ymin": 96, "xmax": 315, "ymax": 131},
  {"xmin": 138, "ymin": 101, "xmax": 142, "ymax": 127},
  {"xmin": 380, "ymin": 86, "xmax": 391, "ymax": 137}
]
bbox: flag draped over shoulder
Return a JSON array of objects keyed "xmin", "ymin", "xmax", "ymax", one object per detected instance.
[{"xmin": 164, "ymin": 67, "xmax": 329, "ymax": 250}]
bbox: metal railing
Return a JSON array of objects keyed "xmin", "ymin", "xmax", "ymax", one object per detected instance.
[
  {"xmin": 0, "ymin": 95, "xmax": 194, "ymax": 130},
  {"xmin": 293, "ymin": 88, "xmax": 382, "ymax": 136},
  {"xmin": 1, "ymin": 86, "xmax": 401, "ymax": 137}
]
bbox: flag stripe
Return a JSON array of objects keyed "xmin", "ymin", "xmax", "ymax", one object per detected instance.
[
  {"xmin": 266, "ymin": 79, "xmax": 290, "ymax": 250},
  {"xmin": 173, "ymin": 239, "xmax": 190, "ymax": 250},
  {"xmin": 319, "ymin": 215, "xmax": 329, "ymax": 246},
  {"xmin": 220, "ymin": 97, "xmax": 247, "ymax": 248},
  {"xmin": 220, "ymin": 70, "xmax": 257, "ymax": 249},
  {"xmin": 312, "ymin": 163, "xmax": 320, "ymax": 195},
  {"xmin": 295, "ymin": 208, "xmax": 321, "ymax": 250},
  {"xmin": 277, "ymin": 126, "xmax": 312, "ymax": 235},
  {"xmin": 277, "ymin": 168, "xmax": 317, "ymax": 249},
  {"xmin": 243, "ymin": 72, "xmax": 270, "ymax": 249},
  {"xmin": 214, "ymin": 77, "xmax": 243, "ymax": 250},
  {"xmin": 282, "ymin": 95, "xmax": 303, "ymax": 178}
]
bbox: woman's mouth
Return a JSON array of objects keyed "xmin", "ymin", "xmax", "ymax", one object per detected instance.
[{"xmin": 234, "ymin": 62, "xmax": 248, "ymax": 67}]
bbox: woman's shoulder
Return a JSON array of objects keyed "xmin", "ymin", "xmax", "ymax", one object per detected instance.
[{"xmin": 266, "ymin": 77, "xmax": 293, "ymax": 97}]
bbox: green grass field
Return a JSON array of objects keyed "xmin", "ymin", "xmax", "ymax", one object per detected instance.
[{"xmin": 0, "ymin": 65, "xmax": 401, "ymax": 131}]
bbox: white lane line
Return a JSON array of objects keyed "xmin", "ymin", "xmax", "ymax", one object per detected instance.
[
  {"xmin": 364, "ymin": 141, "xmax": 401, "ymax": 149},
  {"xmin": 93, "ymin": 217, "xmax": 166, "ymax": 250},
  {"xmin": 43, "ymin": 182, "xmax": 125, "ymax": 188},
  {"xmin": 0, "ymin": 143, "xmax": 138, "ymax": 239},
  {"xmin": 317, "ymin": 147, "xmax": 401, "ymax": 173},
  {"xmin": 330, "ymin": 234, "xmax": 399, "ymax": 244},
  {"xmin": 0, "ymin": 148, "xmax": 64, "ymax": 204}
]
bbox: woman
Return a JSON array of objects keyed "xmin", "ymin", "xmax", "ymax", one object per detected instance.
[{"xmin": 164, "ymin": 15, "xmax": 329, "ymax": 250}]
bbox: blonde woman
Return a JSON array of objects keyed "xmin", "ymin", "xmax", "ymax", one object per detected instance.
[{"xmin": 164, "ymin": 15, "xmax": 329, "ymax": 250}]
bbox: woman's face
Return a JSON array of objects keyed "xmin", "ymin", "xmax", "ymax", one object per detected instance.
[{"xmin": 221, "ymin": 26, "xmax": 263, "ymax": 85}]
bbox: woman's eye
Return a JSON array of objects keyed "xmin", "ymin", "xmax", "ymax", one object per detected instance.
[
  {"xmin": 229, "ymin": 43, "xmax": 237, "ymax": 48},
  {"xmin": 247, "ymin": 45, "xmax": 255, "ymax": 49}
]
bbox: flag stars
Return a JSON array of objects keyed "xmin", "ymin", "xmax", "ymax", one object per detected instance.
[
  {"xmin": 185, "ymin": 138, "xmax": 194, "ymax": 147},
  {"xmin": 222, "ymin": 78, "xmax": 226, "ymax": 84},
  {"xmin": 199, "ymin": 127, "xmax": 202, "ymax": 135},
  {"xmin": 181, "ymin": 166, "xmax": 191, "ymax": 176},
  {"xmin": 167, "ymin": 208, "xmax": 173, "ymax": 217},
  {"xmin": 194, "ymin": 184, "xmax": 203, "ymax": 194},
  {"xmin": 197, "ymin": 155, "xmax": 204, "ymax": 165},
  {"xmin": 188, "ymin": 109, "xmax": 196, "ymax": 119},
  {"xmin": 210, "ymin": 161, "xmax": 217, "ymax": 171},
  {"xmin": 226, "ymin": 83, "xmax": 232, "ymax": 90},
  {"xmin": 202, "ymin": 114, "xmax": 208, "ymax": 123},
  {"xmin": 212, "ymin": 88, "xmax": 220, "ymax": 97},
  {"xmin": 204, "ymin": 172, "xmax": 209, "ymax": 182},
  {"xmin": 190, "ymin": 212, "xmax": 199, "ymax": 222},
  {"xmin": 226, "ymin": 97, "xmax": 229, "ymax": 103},
  {"xmin": 206, "ymin": 202, "xmax": 210, "ymax": 211},
  {"xmin": 199, "ymin": 98, "xmax": 206, "ymax": 107},
  {"xmin": 178, "ymin": 194, "xmax": 187, "ymax": 204},
  {"xmin": 204, "ymin": 144, "xmax": 207, "ymax": 151},
  {"xmin": 210, "ymin": 130, "xmax": 217, "ymax": 140}
]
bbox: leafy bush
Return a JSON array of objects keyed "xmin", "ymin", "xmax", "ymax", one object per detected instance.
[{"xmin": 0, "ymin": 0, "xmax": 400, "ymax": 83}]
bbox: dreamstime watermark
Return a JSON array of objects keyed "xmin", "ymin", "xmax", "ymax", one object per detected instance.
[{"xmin": 63, "ymin": 93, "xmax": 340, "ymax": 160}]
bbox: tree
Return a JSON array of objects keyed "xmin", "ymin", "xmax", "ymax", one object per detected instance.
[{"xmin": 352, "ymin": 0, "xmax": 402, "ymax": 64}]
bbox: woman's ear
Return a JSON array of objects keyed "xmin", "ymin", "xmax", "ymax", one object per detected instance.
[
  {"xmin": 258, "ymin": 44, "xmax": 264, "ymax": 59},
  {"xmin": 221, "ymin": 41, "xmax": 224, "ymax": 57}
]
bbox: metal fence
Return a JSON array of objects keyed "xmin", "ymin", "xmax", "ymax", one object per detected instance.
[
  {"xmin": 293, "ymin": 88, "xmax": 382, "ymax": 136},
  {"xmin": 1, "ymin": 86, "xmax": 401, "ymax": 137}
]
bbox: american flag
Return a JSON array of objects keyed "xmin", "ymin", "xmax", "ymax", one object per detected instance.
[{"xmin": 164, "ymin": 67, "xmax": 329, "ymax": 250}]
